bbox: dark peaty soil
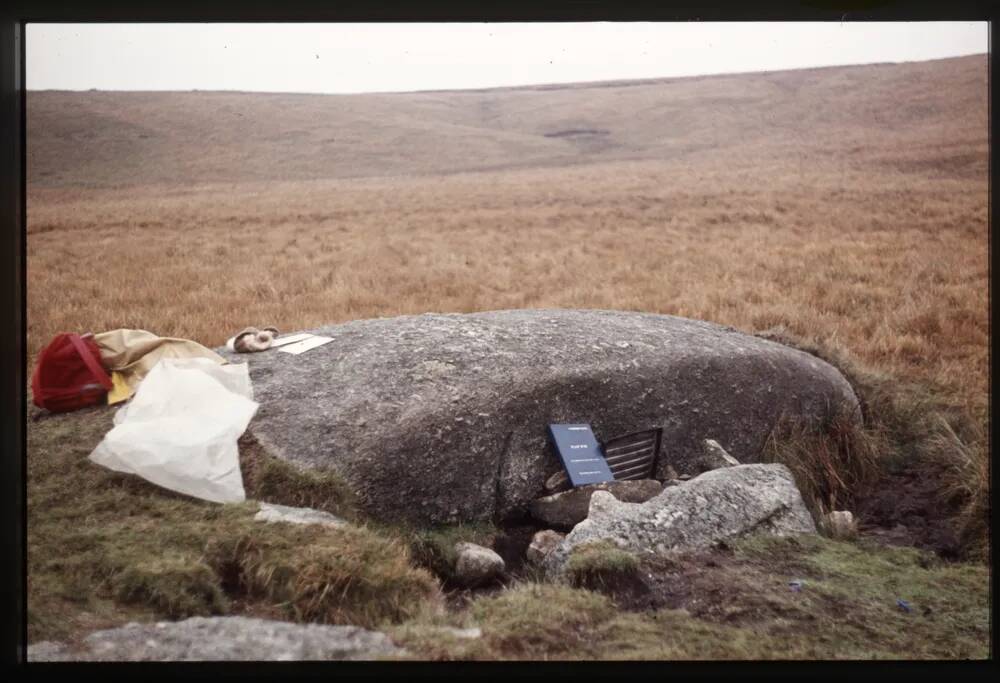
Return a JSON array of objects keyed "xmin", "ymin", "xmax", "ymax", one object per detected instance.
[{"xmin": 854, "ymin": 464, "xmax": 963, "ymax": 559}]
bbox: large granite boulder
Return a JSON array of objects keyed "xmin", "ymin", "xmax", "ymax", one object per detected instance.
[
  {"xmin": 544, "ymin": 464, "xmax": 817, "ymax": 575},
  {"xmin": 218, "ymin": 309, "xmax": 858, "ymax": 524},
  {"xmin": 27, "ymin": 617, "xmax": 404, "ymax": 661}
]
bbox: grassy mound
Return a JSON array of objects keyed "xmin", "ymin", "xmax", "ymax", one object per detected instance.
[
  {"xmin": 27, "ymin": 403, "xmax": 440, "ymax": 643},
  {"xmin": 563, "ymin": 541, "xmax": 642, "ymax": 592}
]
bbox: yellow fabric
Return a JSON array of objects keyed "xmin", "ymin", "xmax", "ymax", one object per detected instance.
[
  {"xmin": 107, "ymin": 370, "xmax": 132, "ymax": 405},
  {"xmin": 94, "ymin": 329, "xmax": 228, "ymax": 401}
]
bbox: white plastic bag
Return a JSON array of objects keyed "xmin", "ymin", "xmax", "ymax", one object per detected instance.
[{"xmin": 90, "ymin": 357, "xmax": 259, "ymax": 503}]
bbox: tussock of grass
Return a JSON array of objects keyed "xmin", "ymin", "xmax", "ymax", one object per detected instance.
[
  {"xmin": 203, "ymin": 525, "xmax": 441, "ymax": 628},
  {"xmin": 563, "ymin": 541, "xmax": 641, "ymax": 591},
  {"xmin": 761, "ymin": 401, "xmax": 883, "ymax": 523},
  {"xmin": 110, "ymin": 557, "xmax": 228, "ymax": 619},
  {"xmin": 922, "ymin": 416, "xmax": 989, "ymax": 560}
]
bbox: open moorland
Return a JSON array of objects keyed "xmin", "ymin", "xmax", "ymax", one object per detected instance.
[{"xmin": 26, "ymin": 55, "xmax": 989, "ymax": 659}]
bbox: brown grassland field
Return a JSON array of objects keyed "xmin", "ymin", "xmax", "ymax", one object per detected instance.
[{"xmin": 25, "ymin": 55, "xmax": 990, "ymax": 658}]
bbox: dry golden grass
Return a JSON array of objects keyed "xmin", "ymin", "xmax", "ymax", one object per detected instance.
[
  {"xmin": 26, "ymin": 55, "xmax": 988, "ymax": 553},
  {"xmin": 27, "ymin": 158, "xmax": 988, "ymax": 411}
]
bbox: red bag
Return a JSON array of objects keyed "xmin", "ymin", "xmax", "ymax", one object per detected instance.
[{"xmin": 31, "ymin": 333, "xmax": 113, "ymax": 412}]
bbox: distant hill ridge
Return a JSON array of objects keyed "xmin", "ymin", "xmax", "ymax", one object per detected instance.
[{"xmin": 27, "ymin": 55, "xmax": 987, "ymax": 189}]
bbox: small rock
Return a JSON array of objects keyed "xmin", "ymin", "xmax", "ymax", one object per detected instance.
[
  {"xmin": 29, "ymin": 617, "xmax": 404, "ymax": 661},
  {"xmin": 529, "ymin": 479, "xmax": 664, "ymax": 529},
  {"xmin": 824, "ymin": 510, "xmax": 858, "ymax": 540},
  {"xmin": 678, "ymin": 474, "xmax": 693, "ymax": 481},
  {"xmin": 254, "ymin": 502, "xmax": 347, "ymax": 528},
  {"xmin": 695, "ymin": 439, "xmax": 741, "ymax": 473},
  {"xmin": 453, "ymin": 542, "xmax": 505, "ymax": 587},
  {"xmin": 526, "ymin": 530, "xmax": 566, "ymax": 564},
  {"xmin": 663, "ymin": 479, "xmax": 683, "ymax": 487}
]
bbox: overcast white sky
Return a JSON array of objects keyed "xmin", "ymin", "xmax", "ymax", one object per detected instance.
[{"xmin": 27, "ymin": 22, "xmax": 988, "ymax": 94}]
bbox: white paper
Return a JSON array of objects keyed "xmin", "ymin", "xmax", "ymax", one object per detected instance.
[
  {"xmin": 90, "ymin": 357, "xmax": 258, "ymax": 504},
  {"xmin": 269, "ymin": 333, "xmax": 314, "ymax": 348},
  {"xmin": 278, "ymin": 335, "xmax": 334, "ymax": 355}
]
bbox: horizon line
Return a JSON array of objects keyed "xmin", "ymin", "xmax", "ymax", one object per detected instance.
[{"xmin": 25, "ymin": 52, "xmax": 987, "ymax": 97}]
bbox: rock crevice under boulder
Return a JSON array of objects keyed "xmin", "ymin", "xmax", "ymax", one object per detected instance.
[{"xmin": 529, "ymin": 479, "xmax": 663, "ymax": 529}]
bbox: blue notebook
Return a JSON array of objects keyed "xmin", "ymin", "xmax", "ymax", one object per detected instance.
[{"xmin": 548, "ymin": 423, "xmax": 615, "ymax": 487}]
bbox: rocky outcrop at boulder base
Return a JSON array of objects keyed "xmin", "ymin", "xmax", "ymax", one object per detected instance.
[
  {"xmin": 218, "ymin": 309, "xmax": 859, "ymax": 525},
  {"xmin": 544, "ymin": 464, "xmax": 817, "ymax": 575},
  {"xmin": 27, "ymin": 617, "xmax": 404, "ymax": 661}
]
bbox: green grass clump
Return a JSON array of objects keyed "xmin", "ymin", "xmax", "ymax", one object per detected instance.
[
  {"xmin": 239, "ymin": 434, "xmax": 358, "ymax": 521},
  {"xmin": 471, "ymin": 583, "xmax": 617, "ymax": 658},
  {"xmin": 203, "ymin": 524, "xmax": 441, "ymax": 628},
  {"xmin": 563, "ymin": 541, "xmax": 641, "ymax": 591},
  {"xmin": 110, "ymin": 556, "xmax": 228, "ymax": 619}
]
